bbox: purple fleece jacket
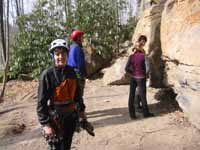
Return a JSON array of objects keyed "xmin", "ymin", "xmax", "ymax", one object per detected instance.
[{"xmin": 125, "ymin": 51, "xmax": 146, "ymax": 78}]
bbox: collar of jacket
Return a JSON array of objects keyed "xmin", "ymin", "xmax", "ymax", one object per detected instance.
[{"xmin": 73, "ymin": 41, "xmax": 83, "ymax": 48}]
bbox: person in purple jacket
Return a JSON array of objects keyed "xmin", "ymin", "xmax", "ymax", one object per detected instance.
[
  {"xmin": 68, "ymin": 29, "xmax": 87, "ymax": 99},
  {"xmin": 125, "ymin": 35, "xmax": 154, "ymax": 119}
]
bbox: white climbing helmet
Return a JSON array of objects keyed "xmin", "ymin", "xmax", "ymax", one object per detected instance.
[{"xmin": 49, "ymin": 39, "xmax": 69, "ymax": 53}]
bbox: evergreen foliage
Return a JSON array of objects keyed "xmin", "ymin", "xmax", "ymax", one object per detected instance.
[{"xmin": 10, "ymin": 0, "xmax": 137, "ymax": 78}]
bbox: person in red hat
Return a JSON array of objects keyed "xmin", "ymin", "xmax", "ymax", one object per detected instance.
[{"xmin": 68, "ymin": 29, "xmax": 87, "ymax": 102}]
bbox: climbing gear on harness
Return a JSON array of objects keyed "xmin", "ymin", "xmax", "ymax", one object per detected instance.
[
  {"xmin": 76, "ymin": 103, "xmax": 95, "ymax": 136},
  {"xmin": 40, "ymin": 109, "xmax": 64, "ymax": 150},
  {"xmin": 41, "ymin": 129, "xmax": 63, "ymax": 150},
  {"xmin": 80, "ymin": 119, "xmax": 95, "ymax": 136}
]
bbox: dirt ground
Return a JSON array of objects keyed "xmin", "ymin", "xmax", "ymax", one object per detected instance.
[{"xmin": 0, "ymin": 79, "xmax": 200, "ymax": 150}]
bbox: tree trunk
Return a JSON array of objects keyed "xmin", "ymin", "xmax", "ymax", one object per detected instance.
[
  {"xmin": 15, "ymin": 0, "xmax": 24, "ymax": 17},
  {"xmin": 21, "ymin": 0, "xmax": 24, "ymax": 15},
  {"xmin": 64, "ymin": 0, "xmax": 67, "ymax": 17},
  {"xmin": 15, "ymin": 0, "xmax": 20, "ymax": 17},
  {"xmin": 0, "ymin": 0, "xmax": 6, "ymax": 61},
  {"xmin": 0, "ymin": 0, "xmax": 10, "ymax": 99}
]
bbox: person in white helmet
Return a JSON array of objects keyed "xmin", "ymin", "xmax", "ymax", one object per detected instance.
[{"xmin": 37, "ymin": 39, "xmax": 94, "ymax": 150}]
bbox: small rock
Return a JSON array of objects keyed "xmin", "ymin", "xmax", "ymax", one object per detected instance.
[{"xmin": 12, "ymin": 124, "xmax": 26, "ymax": 134}]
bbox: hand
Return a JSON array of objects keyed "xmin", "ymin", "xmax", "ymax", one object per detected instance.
[
  {"xmin": 43, "ymin": 125, "xmax": 54, "ymax": 138},
  {"xmin": 79, "ymin": 111, "xmax": 87, "ymax": 120},
  {"xmin": 146, "ymin": 73, "xmax": 149, "ymax": 79}
]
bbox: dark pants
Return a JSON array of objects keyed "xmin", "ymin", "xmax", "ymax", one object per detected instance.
[
  {"xmin": 128, "ymin": 77, "xmax": 150, "ymax": 118},
  {"xmin": 46, "ymin": 113, "xmax": 77, "ymax": 150},
  {"xmin": 80, "ymin": 78, "xmax": 86, "ymax": 98},
  {"xmin": 135, "ymin": 87, "xmax": 142, "ymax": 109}
]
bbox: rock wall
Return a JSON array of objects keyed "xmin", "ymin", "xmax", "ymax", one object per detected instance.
[
  {"xmin": 102, "ymin": 57, "xmax": 130, "ymax": 85},
  {"xmin": 103, "ymin": 0, "xmax": 200, "ymax": 129},
  {"xmin": 83, "ymin": 41, "xmax": 111, "ymax": 77},
  {"xmin": 161, "ymin": 0, "xmax": 200, "ymax": 128},
  {"xmin": 131, "ymin": 3, "xmax": 165, "ymax": 87},
  {"xmin": 161, "ymin": 0, "xmax": 200, "ymax": 65},
  {"xmin": 102, "ymin": 3, "xmax": 165, "ymax": 86},
  {"xmin": 136, "ymin": 0, "xmax": 167, "ymax": 19}
]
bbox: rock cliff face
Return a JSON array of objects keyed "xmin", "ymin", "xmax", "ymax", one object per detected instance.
[
  {"xmin": 102, "ymin": 0, "xmax": 200, "ymax": 129},
  {"xmin": 136, "ymin": 0, "xmax": 167, "ymax": 19},
  {"xmin": 161, "ymin": 0, "xmax": 200, "ymax": 65},
  {"xmin": 102, "ymin": 57, "xmax": 130, "ymax": 85},
  {"xmin": 131, "ymin": 4, "xmax": 165, "ymax": 87},
  {"xmin": 134, "ymin": 0, "xmax": 200, "ymax": 128},
  {"xmin": 83, "ymin": 41, "xmax": 111, "ymax": 77},
  {"xmin": 161, "ymin": 0, "xmax": 200, "ymax": 128},
  {"xmin": 102, "ymin": 3, "xmax": 165, "ymax": 86}
]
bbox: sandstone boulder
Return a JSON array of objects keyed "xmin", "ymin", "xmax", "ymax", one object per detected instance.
[
  {"xmin": 161, "ymin": 0, "xmax": 200, "ymax": 128},
  {"xmin": 83, "ymin": 42, "xmax": 111, "ymax": 77},
  {"xmin": 102, "ymin": 4, "xmax": 165, "ymax": 86},
  {"xmin": 102, "ymin": 57, "xmax": 130, "ymax": 85},
  {"xmin": 132, "ymin": 4, "xmax": 165, "ymax": 87},
  {"xmin": 161, "ymin": 0, "xmax": 200, "ymax": 66}
]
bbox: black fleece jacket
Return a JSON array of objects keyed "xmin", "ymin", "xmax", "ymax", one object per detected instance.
[{"xmin": 37, "ymin": 65, "xmax": 85, "ymax": 125}]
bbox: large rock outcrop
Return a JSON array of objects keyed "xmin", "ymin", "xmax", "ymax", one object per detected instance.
[
  {"xmin": 161, "ymin": 0, "xmax": 200, "ymax": 65},
  {"xmin": 102, "ymin": 43, "xmax": 131, "ymax": 85},
  {"xmin": 83, "ymin": 42, "xmax": 111, "ymax": 77},
  {"xmin": 102, "ymin": 0, "xmax": 200, "ymax": 129},
  {"xmin": 161, "ymin": 0, "xmax": 200, "ymax": 128},
  {"xmin": 102, "ymin": 3, "xmax": 165, "ymax": 86},
  {"xmin": 102, "ymin": 57, "xmax": 130, "ymax": 85},
  {"xmin": 136, "ymin": 0, "xmax": 167, "ymax": 19},
  {"xmin": 131, "ymin": 3, "xmax": 165, "ymax": 87}
]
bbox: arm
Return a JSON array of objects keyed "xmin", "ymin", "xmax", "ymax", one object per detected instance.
[
  {"xmin": 125, "ymin": 56, "xmax": 133, "ymax": 74},
  {"xmin": 74, "ymin": 79, "xmax": 85, "ymax": 112},
  {"xmin": 37, "ymin": 70, "xmax": 56, "ymax": 136},
  {"xmin": 37, "ymin": 70, "xmax": 51, "ymax": 126},
  {"xmin": 74, "ymin": 76, "xmax": 95, "ymax": 136},
  {"xmin": 145, "ymin": 56, "xmax": 151, "ymax": 75},
  {"xmin": 74, "ymin": 47, "xmax": 87, "ymax": 78}
]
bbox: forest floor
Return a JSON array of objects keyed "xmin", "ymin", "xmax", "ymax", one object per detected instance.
[{"xmin": 0, "ymin": 79, "xmax": 200, "ymax": 150}]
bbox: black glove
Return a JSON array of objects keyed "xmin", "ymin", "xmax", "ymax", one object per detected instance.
[{"xmin": 80, "ymin": 120, "xmax": 95, "ymax": 136}]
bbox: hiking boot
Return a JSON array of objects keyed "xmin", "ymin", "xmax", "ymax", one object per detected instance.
[
  {"xmin": 143, "ymin": 112, "xmax": 154, "ymax": 118},
  {"xmin": 129, "ymin": 114, "xmax": 137, "ymax": 119},
  {"xmin": 135, "ymin": 106, "xmax": 143, "ymax": 113}
]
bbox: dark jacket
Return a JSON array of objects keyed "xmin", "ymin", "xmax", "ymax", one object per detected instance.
[
  {"xmin": 67, "ymin": 42, "xmax": 87, "ymax": 78},
  {"xmin": 37, "ymin": 65, "xmax": 85, "ymax": 125}
]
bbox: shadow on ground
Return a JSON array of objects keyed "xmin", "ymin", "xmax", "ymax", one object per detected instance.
[
  {"xmin": 0, "ymin": 106, "xmax": 26, "ymax": 115},
  {"xmin": 0, "ymin": 127, "xmax": 42, "ymax": 146},
  {"xmin": 87, "ymin": 88, "xmax": 180, "ymax": 129}
]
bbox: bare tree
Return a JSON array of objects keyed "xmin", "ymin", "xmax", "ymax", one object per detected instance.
[
  {"xmin": 15, "ymin": 0, "xmax": 20, "ymax": 16},
  {"xmin": 21, "ymin": 0, "xmax": 24, "ymax": 15},
  {"xmin": 0, "ymin": 0, "xmax": 6, "ymax": 60},
  {"xmin": 0, "ymin": 0, "xmax": 10, "ymax": 99},
  {"xmin": 15, "ymin": 0, "xmax": 24, "ymax": 17}
]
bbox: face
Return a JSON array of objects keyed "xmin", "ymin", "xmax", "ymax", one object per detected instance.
[
  {"xmin": 53, "ymin": 48, "xmax": 67, "ymax": 68},
  {"xmin": 138, "ymin": 39, "xmax": 146, "ymax": 47}
]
